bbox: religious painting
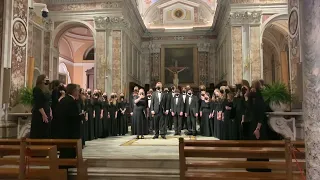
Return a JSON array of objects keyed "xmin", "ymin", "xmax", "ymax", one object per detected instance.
[
  {"xmin": 59, "ymin": 73, "xmax": 67, "ymax": 85},
  {"xmin": 161, "ymin": 45, "xmax": 198, "ymax": 86}
]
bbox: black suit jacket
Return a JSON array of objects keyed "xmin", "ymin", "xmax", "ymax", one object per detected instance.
[
  {"xmin": 171, "ymin": 95, "xmax": 184, "ymax": 114},
  {"xmin": 166, "ymin": 92, "xmax": 175, "ymax": 111},
  {"xmin": 185, "ymin": 95, "xmax": 199, "ymax": 115},
  {"xmin": 150, "ymin": 91, "xmax": 166, "ymax": 114},
  {"xmin": 55, "ymin": 95, "xmax": 81, "ymax": 139}
]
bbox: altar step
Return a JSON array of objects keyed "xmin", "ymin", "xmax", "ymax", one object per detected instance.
[{"xmin": 69, "ymin": 158, "xmax": 180, "ymax": 180}]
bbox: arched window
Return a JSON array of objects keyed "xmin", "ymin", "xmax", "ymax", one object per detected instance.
[{"xmin": 84, "ymin": 48, "xmax": 94, "ymax": 60}]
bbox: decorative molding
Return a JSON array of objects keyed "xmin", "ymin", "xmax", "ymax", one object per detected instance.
[
  {"xmin": 149, "ymin": 44, "xmax": 161, "ymax": 53},
  {"xmin": 229, "ymin": 11, "xmax": 262, "ymax": 25},
  {"xmin": 197, "ymin": 43, "xmax": 210, "ymax": 52},
  {"xmin": 49, "ymin": 1, "xmax": 122, "ymax": 11}
]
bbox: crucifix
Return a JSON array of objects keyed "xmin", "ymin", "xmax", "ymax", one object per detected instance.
[{"xmin": 165, "ymin": 59, "xmax": 188, "ymax": 87}]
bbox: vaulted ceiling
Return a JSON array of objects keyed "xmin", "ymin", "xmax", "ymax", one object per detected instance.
[
  {"xmin": 138, "ymin": 0, "xmax": 217, "ymax": 29},
  {"xmin": 58, "ymin": 27, "xmax": 94, "ymax": 62}
]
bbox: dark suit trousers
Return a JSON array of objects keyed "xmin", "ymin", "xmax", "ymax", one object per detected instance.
[
  {"xmin": 154, "ymin": 112, "xmax": 166, "ymax": 136},
  {"xmin": 187, "ymin": 114, "xmax": 196, "ymax": 133},
  {"xmin": 173, "ymin": 114, "xmax": 182, "ymax": 133}
]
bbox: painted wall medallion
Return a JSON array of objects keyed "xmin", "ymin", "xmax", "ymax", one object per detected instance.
[
  {"xmin": 289, "ymin": 9, "xmax": 298, "ymax": 36},
  {"xmin": 13, "ymin": 20, "xmax": 27, "ymax": 45},
  {"xmin": 174, "ymin": 9, "xmax": 184, "ymax": 19}
]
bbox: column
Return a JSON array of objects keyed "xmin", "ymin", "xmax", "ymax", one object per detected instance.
[
  {"xmin": 197, "ymin": 43, "xmax": 210, "ymax": 86},
  {"xmin": 230, "ymin": 11, "xmax": 262, "ymax": 84},
  {"xmin": 300, "ymin": 1, "xmax": 320, "ymax": 179},
  {"xmin": 94, "ymin": 17, "xmax": 108, "ymax": 92},
  {"xmin": 0, "ymin": 0, "xmax": 5, "ymax": 111},
  {"xmin": 149, "ymin": 44, "xmax": 161, "ymax": 87}
]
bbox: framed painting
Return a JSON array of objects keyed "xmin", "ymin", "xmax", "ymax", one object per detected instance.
[
  {"xmin": 161, "ymin": 45, "xmax": 198, "ymax": 87},
  {"xmin": 59, "ymin": 73, "xmax": 67, "ymax": 85}
]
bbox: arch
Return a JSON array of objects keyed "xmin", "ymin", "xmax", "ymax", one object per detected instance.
[
  {"xmin": 52, "ymin": 20, "xmax": 96, "ymax": 48},
  {"xmin": 260, "ymin": 13, "xmax": 289, "ymax": 80},
  {"xmin": 83, "ymin": 45, "xmax": 95, "ymax": 60},
  {"xmin": 260, "ymin": 13, "xmax": 289, "ymax": 35},
  {"xmin": 59, "ymin": 62, "xmax": 72, "ymax": 84}
]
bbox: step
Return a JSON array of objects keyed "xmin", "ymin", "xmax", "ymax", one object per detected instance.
[
  {"xmin": 69, "ymin": 167, "xmax": 179, "ymax": 180},
  {"xmin": 85, "ymin": 158, "xmax": 179, "ymax": 169}
]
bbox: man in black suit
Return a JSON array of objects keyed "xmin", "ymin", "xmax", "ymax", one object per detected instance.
[
  {"xmin": 185, "ymin": 88, "xmax": 199, "ymax": 136},
  {"xmin": 167, "ymin": 86, "xmax": 176, "ymax": 130},
  {"xmin": 146, "ymin": 91, "xmax": 153, "ymax": 133},
  {"xmin": 181, "ymin": 87, "xmax": 187, "ymax": 129},
  {"xmin": 171, "ymin": 89, "xmax": 184, "ymax": 135},
  {"xmin": 150, "ymin": 82, "xmax": 167, "ymax": 139},
  {"xmin": 55, "ymin": 84, "xmax": 81, "ymax": 168}
]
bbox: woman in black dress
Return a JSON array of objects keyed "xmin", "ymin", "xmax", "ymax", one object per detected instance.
[
  {"xmin": 92, "ymin": 90, "xmax": 103, "ymax": 138},
  {"xmin": 133, "ymin": 89, "xmax": 147, "ymax": 139},
  {"xmin": 30, "ymin": 74, "xmax": 52, "ymax": 139},
  {"xmin": 245, "ymin": 80, "xmax": 270, "ymax": 172},
  {"xmin": 109, "ymin": 93, "xmax": 118, "ymax": 136},
  {"xmin": 200, "ymin": 93, "xmax": 213, "ymax": 136},
  {"xmin": 85, "ymin": 89, "xmax": 94, "ymax": 140},
  {"xmin": 213, "ymin": 89, "xmax": 224, "ymax": 139},
  {"xmin": 78, "ymin": 88, "xmax": 87, "ymax": 146},
  {"xmin": 102, "ymin": 93, "xmax": 110, "ymax": 137},
  {"xmin": 118, "ymin": 93, "xmax": 127, "ymax": 136}
]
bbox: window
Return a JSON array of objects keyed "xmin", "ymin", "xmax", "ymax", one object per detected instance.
[{"xmin": 84, "ymin": 48, "xmax": 94, "ymax": 60}]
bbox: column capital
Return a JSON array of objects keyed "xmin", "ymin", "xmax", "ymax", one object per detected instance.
[
  {"xmin": 94, "ymin": 16, "xmax": 131, "ymax": 30},
  {"xmin": 197, "ymin": 43, "xmax": 211, "ymax": 52},
  {"xmin": 229, "ymin": 11, "xmax": 262, "ymax": 25},
  {"xmin": 149, "ymin": 44, "xmax": 161, "ymax": 53}
]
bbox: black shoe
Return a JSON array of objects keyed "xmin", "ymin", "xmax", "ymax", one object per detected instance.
[
  {"xmin": 174, "ymin": 133, "xmax": 178, "ymax": 136},
  {"xmin": 153, "ymin": 136, "xmax": 159, "ymax": 139},
  {"xmin": 136, "ymin": 136, "xmax": 140, "ymax": 139},
  {"xmin": 141, "ymin": 136, "xmax": 144, "ymax": 139},
  {"xmin": 161, "ymin": 135, "xmax": 166, "ymax": 139}
]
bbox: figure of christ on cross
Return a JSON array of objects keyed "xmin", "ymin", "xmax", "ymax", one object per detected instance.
[{"xmin": 165, "ymin": 59, "xmax": 188, "ymax": 87}]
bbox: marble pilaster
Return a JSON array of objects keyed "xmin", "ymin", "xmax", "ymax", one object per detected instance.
[
  {"xmin": 232, "ymin": 27, "xmax": 243, "ymax": 84},
  {"xmin": 288, "ymin": 0, "xmax": 302, "ymax": 108},
  {"xmin": 95, "ymin": 31, "xmax": 107, "ymax": 91},
  {"xmin": 10, "ymin": 0, "xmax": 29, "ymax": 106},
  {"xmin": 149, "ymin": 44, "xmax": 161, "ymax": 87},
  {"xmin": 111, "ymin": 30, "xmax": 122, "ymax": 93},
  {"xmin": 230, "ymin": 11, "xmax": 262, "ymax": 84},
  {"xmin": 300, "ymin": 1, "xmax": 320, "ymax": 179},
  {"xmin": 0, "ymin": 0, "xmax": 4, "ymax": 107},
  {"xmin": 249, "ymin": 26, "xmax": 262, "ymax": 81},
  {"xmin": 197, "ymin": 43, "xmax": 210, "ymax": 86}
]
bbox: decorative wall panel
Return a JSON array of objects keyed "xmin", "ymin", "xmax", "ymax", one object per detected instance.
[
  {"xmin": 232, "ymin": 27, "xmax": 243, "ymax": 84},
  {"xmin": 198, "ymin": 52, "xmax": 209, "ymax": 86},
  {"xmin": 250, "ymin": 26, "xmax": 261, "ymax": 81},
  {"xmin": 95, "ymin": 31, "xmax": 106, "ymax": 91},
  {"xmin": 112, "ymin": 30, "xmax": 122, "ymax": 93},
  {"xmin": 0, "ymin": 0, "xmax": 3, "ymax": 79},
  {"xmin": 43, "ymin": 32, "xmax": 51, "ymax": 76},
  {"xmin": 11, "ymin": 0, "xmax": 28, "ymax": 105},
  {"xmin": 288, "ymin": 0, "xmax": 302, "ymax": 107}
]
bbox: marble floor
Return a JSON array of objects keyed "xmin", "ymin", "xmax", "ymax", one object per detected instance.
[{"xmin": 83, "ymin": 130, "xmax": 218, "ymax": 159}]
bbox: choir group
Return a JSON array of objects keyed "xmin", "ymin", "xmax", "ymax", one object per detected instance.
[{"xmin": 30, "ymin": 74, "xmax": 271, "ymax": 147}]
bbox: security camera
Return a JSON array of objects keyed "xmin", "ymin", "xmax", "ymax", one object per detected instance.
[{"xmin": 41, "ymin": 7, "xmax": 49, "ymax": 18}]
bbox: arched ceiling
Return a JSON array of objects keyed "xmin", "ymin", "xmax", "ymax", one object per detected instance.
[
  {"xmin": 58, "ymin": 27, "xmax": 94, "ymax": 62},
  {"xmin": 140, "ymin": 0, "xmax": 217, "ymax": 29}
]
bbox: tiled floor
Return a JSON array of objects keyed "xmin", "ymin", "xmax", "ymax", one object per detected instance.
[{"xmin": 83, "ymin": 130, "xmax": 218, "ymax": 159}]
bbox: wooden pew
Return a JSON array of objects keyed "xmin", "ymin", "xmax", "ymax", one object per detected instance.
[
  {"xmin": 179, "ymin": 138, "xmax": 305, "ymax": 180},
  {"xmin": 0, "ymin": 139, "xmax": 67, "ymax": 180},
  {"xmin": 0, "ymin": 138, "xmax": 87, "ymax": 180}
]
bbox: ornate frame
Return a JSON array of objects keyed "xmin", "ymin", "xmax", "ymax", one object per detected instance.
[{"xmin": 160, "ymin": 44, "xmax": 198, "ymax": 87}]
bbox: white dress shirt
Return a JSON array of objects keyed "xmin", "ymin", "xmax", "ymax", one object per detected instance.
[{"xmin": 157, "ymin": 91, "xmax": 161, "ymax": 104}]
